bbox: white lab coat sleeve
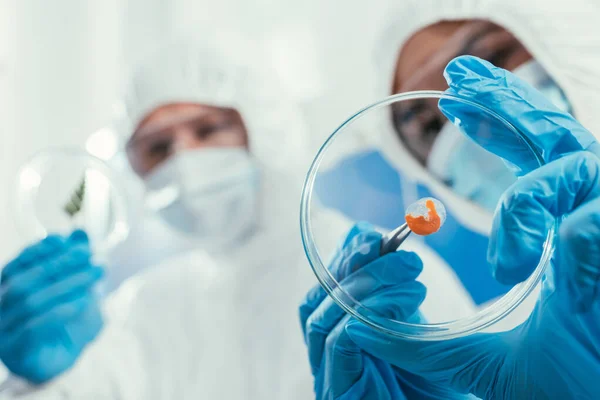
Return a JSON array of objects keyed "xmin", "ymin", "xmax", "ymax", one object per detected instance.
[{"xmin": 0, "ymin": 255, "xmax": 244, "ymax": 400}]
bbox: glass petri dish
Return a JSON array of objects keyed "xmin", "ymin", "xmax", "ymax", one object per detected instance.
[
  {"xmin": 13, "ymin": 148, "xmax": 131, "ymax": 255},
  {"xmin": 301, "ymin": 90, "xmax": 555, "ymax": 340}
]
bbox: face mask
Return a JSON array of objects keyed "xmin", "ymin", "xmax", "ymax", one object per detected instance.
[
  {"xmin": 428, "ymin": 123, "xmax": 517, "ymax": 212},
  {"xmin": 427, "ymin": 60, "xmax": 571, "ymax": 212},
  {"xmin": 143, "ymin": 147, "xmax": 259, "ymax": 242},
  {"xmin": 512, "ymin": 60, "xmax": 572, "ymax": 114}
]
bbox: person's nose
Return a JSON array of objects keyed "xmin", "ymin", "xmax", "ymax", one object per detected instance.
[{"xmin": 172, "ymin": 127, "xmax": 208, "ymax": 152}]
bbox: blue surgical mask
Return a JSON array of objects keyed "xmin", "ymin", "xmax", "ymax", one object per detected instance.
[
  {"xmin": 428, "ymin": 123, "xmax": 517, "ymax": 212},
  {"xmin": 512, "ymin": 60, "xmax": 572, "ymax": 115},
  {"xmin": 427, "ymin": 60, "xmax": 571, "ymax": 212}
]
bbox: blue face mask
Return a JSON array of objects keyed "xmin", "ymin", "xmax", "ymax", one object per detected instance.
[
  {"xmin": 448, "ymin": 137, "xmax": 517, "ymax": 212},
  {"xmin": 428, "ymin": 122, "xmax": 517, "ymax": 212},
  {"xmin": 427, "ymin": 60, "xmax": 571, "ymax": 212},
  {"xmin": 512, "ymin": 60, "xmax": 572, "ymax": 115}
]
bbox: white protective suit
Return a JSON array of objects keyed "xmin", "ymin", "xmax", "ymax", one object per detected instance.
[
  {"xmin": 0, "ymin": 38, "xmax": 350, "ymax": 399},
  {"xmin": 368, "ymin": 0, "xmax": 600, "ymax": 324}
]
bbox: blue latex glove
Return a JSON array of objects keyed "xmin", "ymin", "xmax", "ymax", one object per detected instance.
[
  {"xmin": 0, "ymin": 230, "xmax": 104, "ymax": 384},
  {"xmin": 300, "ymin": 223, "xmax": 469, "ymax": 399},
  {"xmin": 345, "ymin": 56, "xmax": 600, "ymax": 399}
]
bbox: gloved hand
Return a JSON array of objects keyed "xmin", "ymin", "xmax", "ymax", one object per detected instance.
[
  {"xmin": 300, "ymin": 223, "xmax": 469, "ymax": 399},
  {"xmin": 345, "ymin": 56, "xmax": 600, "ymax": 399},
  {"xmin": 0, "ymin": 230, "xmax": 104, "ymax": 384}
]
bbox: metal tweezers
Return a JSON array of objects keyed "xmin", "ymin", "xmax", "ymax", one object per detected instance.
[{"xmin": 380, "ymin": 223, "xmax": 412, "ymax": 256}]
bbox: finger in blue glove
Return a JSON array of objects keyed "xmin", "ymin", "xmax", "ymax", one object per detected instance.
[{"xmin": 0, "ymin": 230, "xmax": 104, "ymax": 384}]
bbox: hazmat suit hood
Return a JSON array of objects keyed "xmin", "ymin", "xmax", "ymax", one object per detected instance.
[
  {"xmin": 101, "ymin": 35, "xmax": 321, "ymax": 289},
  {"xmin": 369, "ymin": 0, "xmax": 600, "ymax": 233}
]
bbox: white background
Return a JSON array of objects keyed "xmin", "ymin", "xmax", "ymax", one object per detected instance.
[{"xmin": 0, "ymin": 0, "xmax": 395, "ymax": 262}]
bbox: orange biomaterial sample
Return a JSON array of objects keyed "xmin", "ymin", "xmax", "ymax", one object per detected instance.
[{"xmin": 405, "ymin": 199, "xmax": 441, "ymax": 236}]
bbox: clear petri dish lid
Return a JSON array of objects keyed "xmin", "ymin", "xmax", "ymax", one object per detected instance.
[
  {"xmin": 13, "ymin": 148, "xmax": 131, "ymax": 255},
  {"xmin": 301, "ymin": 90, "xmax": 555, "ymax": 340}
]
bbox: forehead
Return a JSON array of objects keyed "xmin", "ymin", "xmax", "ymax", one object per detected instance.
[
  {"xmin": 134, "ymin": 103, "xmax": 237, "ymax": 139},
  {"xmin": 396, "ymin": 21, "xmax": 467, "ymax": 84}
]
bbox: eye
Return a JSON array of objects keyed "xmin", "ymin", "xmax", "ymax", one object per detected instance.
[
  {"xmin": 147, "ymin": 140, "xmax": 171, "ymax": 158},
  {"xmin": 393, "ymin": 101, "xmax": 428, "ymax": 124},
  {"xmin": 195, "ymin": 120, "xmax": 235, "ymax": 138},
  {"xmin": 423, "ymin": 116, "xmax": 443, "ymax": 139}
]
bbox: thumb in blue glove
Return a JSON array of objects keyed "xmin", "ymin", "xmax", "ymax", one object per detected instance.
[
  {"xmin": 300, "ymin": 223, "xmax": 470, "ymax": 399},
  {"xmin": 346, "ymin": 56, "xmax": 600, "ymax": 400},
  {"xmin": 0, "ymin": 230, "xmax": 105, "ymax": 384}
]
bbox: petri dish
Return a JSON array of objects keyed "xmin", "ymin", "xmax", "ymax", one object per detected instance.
[
  {"xmin": 301, "ymin": 90, "xmax": 555, "ymax": 340},
  {"xmin": 13, "ymin": 148, "xmax": 131, "ymax": 255}
]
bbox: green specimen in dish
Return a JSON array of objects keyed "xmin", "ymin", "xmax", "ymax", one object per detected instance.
[{"xmin": 64, "ymin": 177, "xmax": 86, "ymax": 218}]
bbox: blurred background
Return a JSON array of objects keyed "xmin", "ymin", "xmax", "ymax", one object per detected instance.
[
  {"xmin": 0, "ymin": 0, "xmax": 394, "ymax": 263},
  {"xmin": 3, "ymin": 0, "xmax": 594, "ymax": 308}
]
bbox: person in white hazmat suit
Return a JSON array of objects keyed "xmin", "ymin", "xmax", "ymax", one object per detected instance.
[
  {"xmin": 375, "ymin": 0, "xmax": 600, "ymax": 320},
  {"xmin": 310, "ymin": 0, "xmax": 600, "ymax": 322},
  {"xmin": 0, "ymin": 39, "xmax": 349, "ymax": 399},
  {"xmin": 301, "ymin": 0, "xmax": 600, "ymax": 398}
]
